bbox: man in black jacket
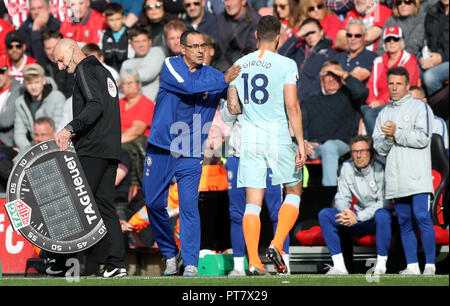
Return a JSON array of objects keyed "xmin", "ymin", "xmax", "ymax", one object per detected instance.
[
  {"xmin": 53, "ymin": 38, "xmax": 126, "ymax": 278},
  {"xmin": 301, "ymin": 60, "xmax": 368, "ymax": 186},
  {"xmin": 215, "ymin": 0, "xmax": 260, "ymax": 72},
  {"xmin": 39, "ymin": 29, "xmax": 74, "ymax": 99},
  {"xmin": 182, "ymin": 0, "xmax": 218, "ymax": 40},
  {"xmin": 278, "ymin": 18, "xmax": 336, "ymax": 102},
  {"xmin": 18, "ymin": 0, "xmax": 61, "ymax": 61},
  {"xmin": 102, "ymin": 2, "xmax": 130, "ymax": 72}
]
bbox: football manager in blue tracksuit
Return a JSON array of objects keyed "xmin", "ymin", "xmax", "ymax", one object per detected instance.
[{"xmin": 142, "ymin": 30, "xmax": 241, "ymax": 277}]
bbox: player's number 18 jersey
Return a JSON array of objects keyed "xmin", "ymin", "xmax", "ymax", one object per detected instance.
[{"xmin": 231, "ymin": 50, "xmax": 298, "ymax": 145}]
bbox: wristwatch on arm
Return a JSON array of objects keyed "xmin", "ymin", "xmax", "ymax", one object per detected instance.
[{"xmin": 65, "ymin": 124, "xmax": 75, "ymax": 135}]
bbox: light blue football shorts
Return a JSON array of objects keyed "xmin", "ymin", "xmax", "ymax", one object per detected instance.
[{"xmin": 237, "ymin": 142, "xmax": 302, "ymax": 189}]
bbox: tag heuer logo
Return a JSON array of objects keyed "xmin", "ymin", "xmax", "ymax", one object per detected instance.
[{"xmin": 5, "ymin": 199, "xmax": 32, "ymax": 230}]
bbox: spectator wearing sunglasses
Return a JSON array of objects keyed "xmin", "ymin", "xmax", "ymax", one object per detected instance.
[
  {"xmin": 362, "ymin": 25, "xmax": 420, "ymax": 136},
  {"xmin": 272, "ymin": 0, "xmax": 301, "ymax": 46},
  {"xmin": 335, "ymin": 0, "xmax": 392, "ymax": 52},
  {"xmin": 298, "ymin": 0, "xmax": 343, "ymax": 49},
  {"xmin": 181, "ymin": 0, "xmax": 218, "ymax": 40},
  {"xmin": 137, "ymin": 0, "xmax": 172, "ymax": 48},
  {"xmin": 333, "ymin": 18, "xmax": 377, "ymax": 83},
  {"xmin": 5, "ymin": 31, "xmax": 38, "ymax": 84},
  {"xmin": 376, "ymin": 0, "xmax": 426, "ymax": 58}
]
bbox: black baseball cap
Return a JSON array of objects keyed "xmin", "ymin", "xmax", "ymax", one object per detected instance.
[{"xmin": 5, "ymin": 31, "xmax": 25, "ymax": 46}]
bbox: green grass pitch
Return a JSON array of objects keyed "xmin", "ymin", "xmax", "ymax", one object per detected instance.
[{"xmin": 0, "ymin": 274, "xmax": 448, "ymax": 286}]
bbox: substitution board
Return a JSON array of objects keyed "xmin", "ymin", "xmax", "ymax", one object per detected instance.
[{"xmin": 4, "ymin": 140, "xmax": 106, "ymax": 254}]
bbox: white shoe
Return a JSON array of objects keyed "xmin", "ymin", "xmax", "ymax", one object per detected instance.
[
  {"xmin": 423, "ymin": 264, "xmax": 436, "ymax": 275},
  {"xmin": 324, "ymin": 264, "xmax": 348, "ymax": 275},
  {"xmin": 374, "ymin": 264, "xmax": 387, "ymax": 275},
  {"xmin": 183, "ymin": 265, "xmax": 198, "ymax": 277},
  {"xmin": 399, "ymin": 266, "xmax": 421, "ymax": 275},
  {"xmin": 164, "ymin": 252, "xmax": 183, "ymax": 276},
  {"xmin": 228, "ymin": 269, "xmax": 246, "ymax": 277}
]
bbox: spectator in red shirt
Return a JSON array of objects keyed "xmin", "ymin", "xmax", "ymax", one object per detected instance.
[
  {"xmin": 335, "ymin": 0, "xmax": 392, "ymax": 52},
  {"xmin": 362, "ymin": 25, "xmax": 421, "ymax": 135},
  {"xmin": 299, "ymin": 0, "xmax": 343, "ymax": 49},
  {"xmin": 119, "ymin": 69, "xmax": 155, "ymax": 143},
  {"xmin": 59, "ymin": 0, "xmax": 107, "ymax": 45},
  {"xmin": 5, "ymin": 31, "xmax": 37, "ymax": 83},
  {"xmin": 119, "ymin": 67, "xmax": 155, "ymax": 193}
]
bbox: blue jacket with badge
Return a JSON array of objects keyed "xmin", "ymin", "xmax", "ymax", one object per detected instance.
[{"xmin": 148, "ymin": 55, "xmax": 228, "ymax": 157}]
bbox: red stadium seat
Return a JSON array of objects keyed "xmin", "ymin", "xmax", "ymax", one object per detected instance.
[
  {"xmin": 353, "ymin": 234, "xmax": 377, "ymax": 246},
  {"xmin": 434, "ymin": 226, "xmax": 449, "ymax": 245},
  {"xmin": 417, "ymin": 226, "xmax": 449, "ymax": 245},
  {"xmin": 295, "ymin": 226, "xmax": 325, "ymax": 246}
]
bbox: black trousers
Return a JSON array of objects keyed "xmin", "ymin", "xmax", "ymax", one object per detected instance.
[{"xmin": 80, "ymin": 156, "xmax": 125, "ymax": 269}]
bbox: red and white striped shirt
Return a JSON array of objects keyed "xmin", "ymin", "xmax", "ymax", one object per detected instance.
[{"xmin": 8, "ymin": 54, "xmax": 38, "ymax": 83}]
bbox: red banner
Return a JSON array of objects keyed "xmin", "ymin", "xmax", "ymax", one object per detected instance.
[{"xmin": 0, "ymin": 196, "xmax": 39, "ymax": 274}]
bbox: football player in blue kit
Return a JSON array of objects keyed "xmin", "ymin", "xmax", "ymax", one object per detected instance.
[{"xmin": 142, "ymin": 30, "xmax": 241, "ymax": 277}]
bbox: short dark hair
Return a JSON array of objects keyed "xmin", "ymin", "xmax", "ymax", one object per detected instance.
[
  {"xmin": 386, "ymin": 66, "xmax": 410, "ymax": 85},
  {"xmin": 81, "ymin": 43, "xmax": 103, "ymax": 58},
  {"xmin": 129, "ymin": 26, "xmax": 152, "ymax": 40},
  {"xmin": 104, "ymin": 2, "xmax": 124, "ymax": 17},
  {"xmin": 180, "ymin": 29, "xmax": 203, "ymax": 46},
  {"xmin": 256, "ymin": 15, "xmax": 281, "ymax": 42},
  {"xmin": 41, "ymin": 29, "xmax": 63, "ymax": 44},
  {"xmin": 409, "ymin": 85, "xmax": 426, "ymax": 98},
  {"xmin": 300, "ymin": 17, "xmax": 323, "ymax": 31},
  {"xmin": 349, "ymin": 134, "xmax": 375, "ymax": 160}
]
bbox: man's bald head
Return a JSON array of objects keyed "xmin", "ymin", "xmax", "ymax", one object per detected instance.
[
  {"xmin": 53, "ymin": 38, "xmax": 86, "ymax": 74},
  {"xmin": 54, "ymin": 38, "xmax": 78, "ymax": 53}
]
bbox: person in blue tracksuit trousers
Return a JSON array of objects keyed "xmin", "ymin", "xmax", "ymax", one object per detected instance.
[
  {"xmin": 220, "ymin": 102, "xmax": 290, "ymax": 276},
  {"xmin": 142, "ymin": 30, "xmax": 241, "ymax": 277},
  {"xmin": 373, "ymin": 67, "xmax": 436, "ymax": 275},
  {"xmin": 318, "ymin": 135, "xmax": 392, "ymax": 275}
]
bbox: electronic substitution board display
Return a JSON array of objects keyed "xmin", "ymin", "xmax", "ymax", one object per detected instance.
[{"xmin": 5, "ymin": 140, "xmax": 106, "ymax": 254}]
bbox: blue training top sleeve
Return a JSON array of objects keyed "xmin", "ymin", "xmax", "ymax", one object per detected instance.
[{"xmin": 160, "ymin": 57, "xmax": 228, "ymax": 96}]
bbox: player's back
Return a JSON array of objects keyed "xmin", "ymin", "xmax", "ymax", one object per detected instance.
[{"xmin": 232, "ymin": 49, "xmax": 298, "ymax": 145}]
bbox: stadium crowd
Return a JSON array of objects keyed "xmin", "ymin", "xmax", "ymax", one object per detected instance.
[{"xmin": 0, "ymin": 0, "xmax": 448, "ymax": 277}]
